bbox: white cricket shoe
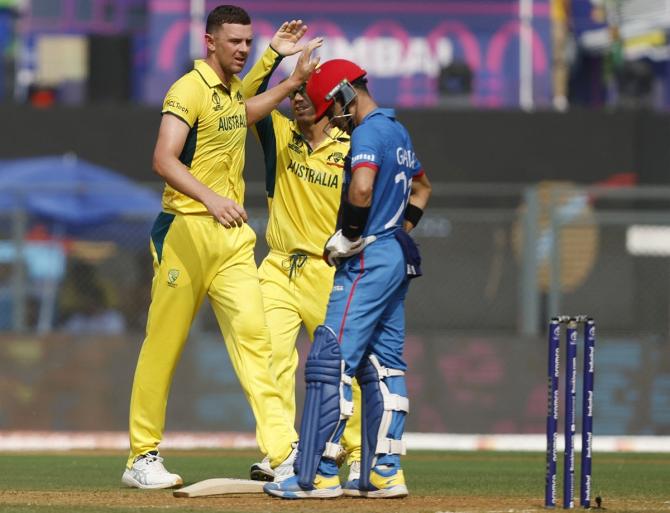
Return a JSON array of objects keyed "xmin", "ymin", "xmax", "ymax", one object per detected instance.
[
  {"xmin": 250, "ymin": 456, "xmax": 274, "ymax": 482},
  {"xmin": 122, "ymin": 451, "xmax": 183, "ymax": 489},
  {"xmin": 272, "ymin": 444, "xmax": 298, "ymax": 483}
]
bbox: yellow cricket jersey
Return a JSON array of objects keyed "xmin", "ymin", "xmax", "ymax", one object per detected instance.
[
  {"xmin": 242, "ymin": 47, "xmax": 349, "ymax": 257},
  {"xmin": 161, "ymin": 60, "xmax": 247, "ymax": 215}
]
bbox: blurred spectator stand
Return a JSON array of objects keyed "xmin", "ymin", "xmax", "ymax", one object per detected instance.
[
  {"xmin": 59, "ymin": 260, "xmax": 125, "ymax": 335},
  {"xmin": 575, "ymin": 0, "xmax": 670, "ymax": 109},
  {"xmin": 0, "ymin": 154, "xmax": 160, "ymax": 333}
]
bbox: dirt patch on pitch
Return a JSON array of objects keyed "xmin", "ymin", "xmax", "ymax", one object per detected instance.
[
  {"xmin": 0, "ymin": 490, "xmax": 533, "ymax": 512},
  {"xmin": 2, "ymin": 490, "xmax": 668, "ymax": 512}
]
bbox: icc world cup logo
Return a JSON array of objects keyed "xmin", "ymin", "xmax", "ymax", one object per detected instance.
[{"xmin": 212, "ymin": 92, "xmax": 223, "ymax": 111}]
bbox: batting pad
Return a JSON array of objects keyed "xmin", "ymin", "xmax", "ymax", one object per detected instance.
[{"xmin": 295, "ymin": 325, "xmax": 343, "ymax": 489}]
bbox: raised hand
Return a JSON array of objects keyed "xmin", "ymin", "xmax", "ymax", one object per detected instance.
[
  {"xmin": 271, "ymin": 20, "xmax": 309, "ymax": 56},
  {"xmin": 291, "ymin": 37, "xmax": 324, "ymax": 83}
]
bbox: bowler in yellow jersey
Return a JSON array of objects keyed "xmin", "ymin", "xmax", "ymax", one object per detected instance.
[
  {"xmin": 122, "ymin": 5, "xmax": 322, "ymax": 489},
  {"xmin": 241, "ymin": 28, "xmax": 362, "ymax": 484}
]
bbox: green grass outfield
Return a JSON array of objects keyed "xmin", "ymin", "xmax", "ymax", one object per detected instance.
[{"xmin": 0, "ymin": 450, "xmax": 668, "ymax": 513}]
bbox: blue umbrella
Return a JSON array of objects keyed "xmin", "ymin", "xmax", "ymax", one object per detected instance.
[{"xmin": 0, "ymin": 154, "xmax": 161, "ymax": 226}]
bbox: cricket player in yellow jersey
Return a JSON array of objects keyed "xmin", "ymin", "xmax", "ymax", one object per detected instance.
[
  {"xmin": 241, "ymin": 31, "xmax": 362, "ymax": 486},
  {"xmin": 122, "ymin": 6, "xmax": 322, "ymax": 489}
]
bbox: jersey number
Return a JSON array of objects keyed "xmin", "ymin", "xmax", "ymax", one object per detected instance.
[{"xmin": 384, "ymin": 172, "xmax": 411, "ymax": 229}]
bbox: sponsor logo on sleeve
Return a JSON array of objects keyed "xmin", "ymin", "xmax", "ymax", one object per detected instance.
[
  {"xmin": 165, "ymin": 96, "xmax": 189, "ymax": 114},
  {"xmin": 352, "ymin": 153, "xmax": 376, "ymax": 164}
]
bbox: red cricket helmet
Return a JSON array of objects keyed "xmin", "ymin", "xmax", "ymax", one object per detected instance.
[{"xmin": 306, "ymin": 59, "xmax": 367, "ymax": 121}]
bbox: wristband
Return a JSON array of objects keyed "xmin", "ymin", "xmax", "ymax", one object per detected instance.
[
  {"xmin": 341, "ymin": 201, "xmax": 370, "ymax": 239},
  {"xmin": 404, "ymin": 203, "xmax": 424, "ymax": 227}
]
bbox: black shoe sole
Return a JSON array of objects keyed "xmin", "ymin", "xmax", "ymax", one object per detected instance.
[{"xmin": 249, "ymin": 467, "xmax": 274, "ymax": 482}]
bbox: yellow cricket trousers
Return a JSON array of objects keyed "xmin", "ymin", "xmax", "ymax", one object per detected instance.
[
  {"xmin": 258, "ymin": 250, "xmax": 361, "ymax": 463},
  {"xmin": 127, "ymin": 213, "xmax": 298, "ymax": 468}
]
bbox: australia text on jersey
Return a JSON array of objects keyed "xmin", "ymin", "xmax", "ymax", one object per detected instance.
[
  {"xmin": 287, "ymin": 159, "xmax": 340, "ymax": 188},
  {"xmin": 218, "ymin": 114, "xmax": 246, "ymax": 131}
]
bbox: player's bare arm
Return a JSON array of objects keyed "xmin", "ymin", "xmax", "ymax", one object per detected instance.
[
  {"xmin": 270, "ymin": 19, "xmax": 308, "ymax": 56},
  {"xmin": 153, "ymin": 114, "xmax": 247, "ymax": 228},
  {"xmin": 348, "ymin": 165, "xmax": 376, "ymax": 208},
  {"xmin": 246, "ymin": 37, "xmax": 323, "ymax": 126},
  {"xmin": 403, "ymin": 173, "xmax": 432, "ymax": 232}
]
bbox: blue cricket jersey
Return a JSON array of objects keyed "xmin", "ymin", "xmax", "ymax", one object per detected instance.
[{"xmin": 344, "ymin": 108, "xmax": 424, "ymax": 238}]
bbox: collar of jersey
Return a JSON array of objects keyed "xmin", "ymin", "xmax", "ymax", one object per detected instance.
[
  {"xmin": 193, "ymin": 60, "xmax": 231, "ymax": 90},
  {"xmin": 288, "ymin": 120, "xmax": 350, "ymax": 146},
  {"xmin": 362, "ymin": 107, "xmax": 396, "ymax": 124}
]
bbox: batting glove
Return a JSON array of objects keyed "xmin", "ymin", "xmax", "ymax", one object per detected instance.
[{"xmin": 323, "ymin": 229, "xmax": 377, "ymax": 266}]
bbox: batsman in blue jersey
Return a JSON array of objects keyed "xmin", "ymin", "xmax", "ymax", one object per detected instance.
[{"xmin": 264, "ymin": 59, "xmax": 432, "ymax": 500}]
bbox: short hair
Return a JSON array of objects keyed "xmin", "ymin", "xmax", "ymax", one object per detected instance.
[
  {"xmin": 206, "ymin": 5, "xmax": 251, "ymax": 34},
  {"xmin": 351, "ymin": 76, "xmax": 369, "ymax": 93}
]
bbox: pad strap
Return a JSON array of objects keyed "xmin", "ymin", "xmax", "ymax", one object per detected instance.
[
  {"xmin": 323, "ymin": 442, "xmax": 342, "ymax": 459},
  {"xmin": 340, "ymin": 363, "xmax": 355, "ymax": 418},
  {"xmin": 376, "ymin": 438, "xmax": 407, "ymax": 455},
  {"xmin": 369, "ymin": 354, "xmax": 405, "ymax": 378},
  {"xmin": 384, "ymin": 394, "xmax": 409, "ymax": 413}
]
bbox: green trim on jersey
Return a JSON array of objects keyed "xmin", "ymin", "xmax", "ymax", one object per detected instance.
[
  {"xmin": 179, "ymin": 120, "xmax": 198, "ymax": 167},
  {"xmin": 151, "ymin": 212, "xmax": 176, "ymax": 263}
]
